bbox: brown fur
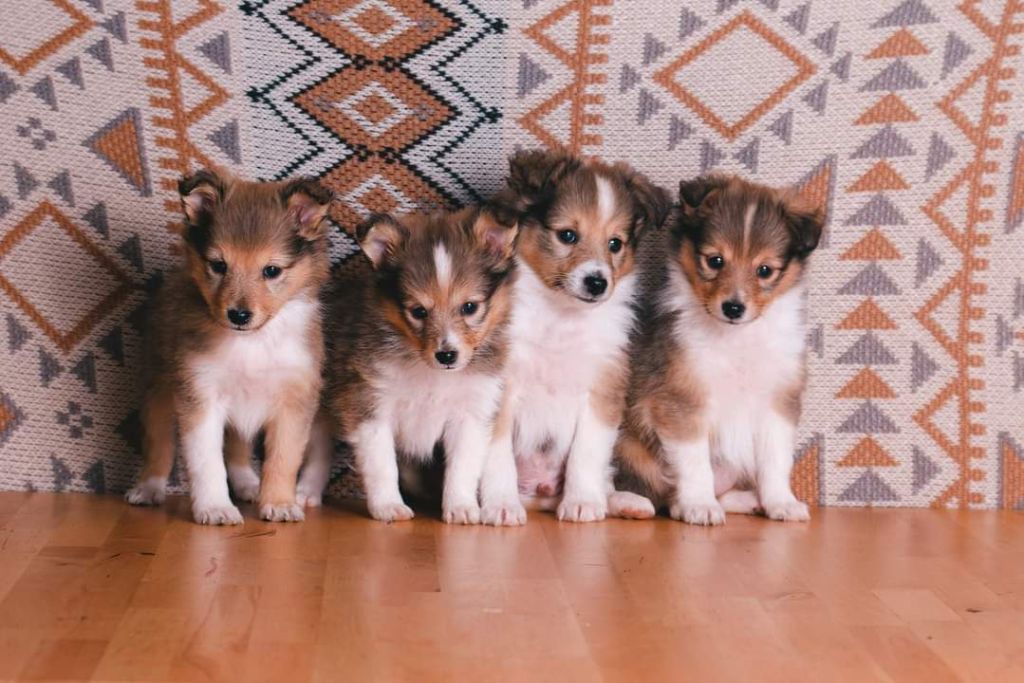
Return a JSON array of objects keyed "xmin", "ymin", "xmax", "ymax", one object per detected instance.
[{"xmin": 130, "ymin": 169, "xmax": 331, "ymax": 520}]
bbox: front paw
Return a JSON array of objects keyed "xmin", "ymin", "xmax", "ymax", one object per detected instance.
[
  {"xmin": 762, "ymin": 499, "xmax": 810, "ymax": 522},
  {"xmin": 193, "ymin": 503, "xmax": 244, "ymax": 526},
  {"xmin": 670, "ymin": 499, "xmax": 725, "ymax": 526},
  {"xmin": 443, "ymin": 502, "xmax": 481, "ymax": 525},
  {"xmin": 557, "ymin": 497, "xmax": 607, "ymax": 523},
  {"xmin": 126, "ymin": 478, "xmax": 165, "ymax": 506},
  {"xmin": 259, "ymin": 502, "xmax": 305, "ymax": 522},
  {"xmin": 481, "ymin": 500, "xmax": 527, "ymax": 526},
  {"xmin": 367, "ymin": 500, "xmax": 415, "ymax": 523},
  {"xmin": 228, "ymin": 468, "xmax": 261, "ymax": 503},
  {"xmin": 607, "ymin": 491, "xmax": 656, "ymax": 519},
  {"xmin": 295, "ymin": 482, "xmax": 323, "ymax": 508}
]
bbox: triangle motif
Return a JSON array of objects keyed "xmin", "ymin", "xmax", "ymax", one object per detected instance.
[
  {"xmin": 838, "ymin": 437, "xmax": 899, "ymax": 467},
  {"xmin": 841, "ymin": 227, "xmax": 903, "ymax": 260},
  {"xmin": 837, "ymin": 367, "xmax": 897, "ymax": 399},
  {"xmin": 866, "ymin": 28, "xmax": 930, "ymax": 59},
  {"xmin": 836, "ymin": 299, "xmax": 898, "ymax": 331},
  {"xmin": 847, "ymin": 160, "xmax": 910, "ymax": 193},
  {"xmin": 838, "ymin": 471, "xmax": 901, "ymax": 503},
  {"xmin": 855, "ymin": 93, "xmax": 920, "ymax": 125},
  {"xmin": 84, "ymin": 108, "xmax": 152, "ymax": 196}
]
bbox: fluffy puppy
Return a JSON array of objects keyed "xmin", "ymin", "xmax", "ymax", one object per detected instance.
[
  {"xmin": 125, "ymin": 170, "xmax": 331, "ymax": 524},
  {"xmin": 617, "ymin": 175, "xmax": 823, "ymax": 524},
  {"xmin": 479, "ymin": 150, "xmax": 671, "ymax": 523},
  {"xmin": 311, "ymin": 207, "xmax": 519, "ymax": 524}
]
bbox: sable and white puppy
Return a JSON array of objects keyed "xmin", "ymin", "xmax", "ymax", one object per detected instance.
[
  {"xmin": 311, "ymin": 207, "xmax": 519, "ymax": 524},
  {"xmin": 125, "ymin": 170, "xmax": 331, "ymax": 524},
  {"xmin": 479, "ymin": 150, "xmax": 670, "ymax": 523},
  {"xmin": 617, "ymin": 175, "xmax": 823, "ymax": 525}
]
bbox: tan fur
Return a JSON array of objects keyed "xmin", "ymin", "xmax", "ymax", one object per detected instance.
[{"xmin": 127, "ymin": 169, "xmax": 331, "ymax": 523}]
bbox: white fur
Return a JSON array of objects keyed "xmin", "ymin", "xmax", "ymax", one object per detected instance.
[
  {"xmin": 355, "ymin": 358, "xmax": 504, "ymax": 524},
  {"xmin": 481, "ymin": 260, "xmax": 637, "ymax": 522},
  {"xmin": 433, "ymin": 243, "xmax": 452, "ymax": 290},
  {"xmin": 742, "ymin": 202, "xmax": 757, "ymax": 249},
  {"xmin": 182, "ymin": 297, "xmax": 320, "ymax": 525},
  {"xmin": 661, "ymin": 266, "xmax": 809, "ymax": 522}
]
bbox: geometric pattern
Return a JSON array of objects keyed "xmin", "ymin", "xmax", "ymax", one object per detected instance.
[{"xmin": 1, "ymin": 0, "xmax": 1023, "ymax": 508}]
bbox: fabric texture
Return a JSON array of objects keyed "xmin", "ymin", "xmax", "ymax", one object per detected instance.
[{"xmin": 0, "ymin": 0, "xmax": 1022, "ymax": 507}]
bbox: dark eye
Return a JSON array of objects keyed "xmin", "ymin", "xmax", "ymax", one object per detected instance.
[
  {"xmin": 262, "ymin": 265, "xmax": 282, "ymax": 279},
  {"xmin": 209, "ymin": 259, "xmax": 227, "ymax": 275},
  {"xmin": 608, "ymin": 238, "xmax": 623, "ymax": 254},
  {"xmin": 461, "ymin": 301, "xmax": 478, "ymax": 316},
  {"xmin": 557, "ymin": 229, "xmax": 578, "ymax": 245},
  {"xmin": 410, "ymin": 306, "xmax": 428, "ymax": 320},
  {"xmin": 756, "ymin": 264, "xmax": 773, "ymax": 279},
  {"xmin": 707, "ymin": 255, "xmax": 725, "ymax": 270}
]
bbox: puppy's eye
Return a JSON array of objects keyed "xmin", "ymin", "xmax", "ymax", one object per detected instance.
[
  {"xmin": 410, "ymin": 306, "xmax": 428, "ymax": 320},
  {"xmin": 756, "ymin": 264, "xmax": 773, "ymax": 279},
  {"xmin": 706, "ymin": 255, "xmax": 725, "ymax": 270},
  {"xmin": 557, "ymin": 229, "xmax": 578, "ymax": 245},
  {"xmin": 209, "ymin": 259, "xmax": 228, "ymax": 275},
  {"xmin": 608, "ymin": 238, "xmax": 623, "ymax": 254},
  {"xmin": 263, "ymin": 265, "xmax": 282, "ymax": 279},
  {"xmin": 460, "ymin": 301, "xmax": 478, "ymax": 316}
]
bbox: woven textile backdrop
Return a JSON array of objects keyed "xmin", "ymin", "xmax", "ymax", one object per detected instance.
[{"xmin": 1, "ymin": 0, "xmax": 1023, "ymax": 508}]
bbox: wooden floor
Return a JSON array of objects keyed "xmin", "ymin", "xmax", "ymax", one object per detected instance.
[{"xmin": 1, "ymin": 494, "xmax": 1023, "ymax": 682}]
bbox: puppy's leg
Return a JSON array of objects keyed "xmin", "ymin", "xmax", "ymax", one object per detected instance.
[
  {"xmin": 755, "ymin": 412, "xmax": 809, "ymax": 522},
  {"xmin": 180, "ymin": 404, "xmax": 241, "ymax": 525},
  {"xmin": 225, "ymin": 427, "xmax": 260, "ymax": 503},
  {"xmin": 259, "ymin": 402, "xmax": 313, "ymax": 522},
  {"xmin": 718, "ymin": 489, "xmax": 761, "ymax": 514},
  {"xmin": 126, "ymin": 387, "xmax": 175, "ymax": 506},
  {"xmin": 441, "ymin": 416, "xmax": 489, "ymax": 525},
  {"xmin": 480, "ymin": 398, "xmax": 526, "ymax": 526},
  {"xmin": 296, "ymin": 410, "xmax": 333, "ymax": 508},
  {"xmin": 558, "ymin": 401, "xmax": 614, "ymax": 523},
  {"xmin": 353, "ymin": 419, "xmax": 412, "ymax": 522},
  {"xmin": 663, "ymin": 436, "xmax": 725, "ymax": 525},
  {"xmin": 607, "ymin": 490, "xmax": 656, "ymax": 519}
]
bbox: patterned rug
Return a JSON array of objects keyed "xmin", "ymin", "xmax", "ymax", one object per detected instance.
[{"xmin": 1, "ymin": 0, "xmax": 1022, "ymax": 508}]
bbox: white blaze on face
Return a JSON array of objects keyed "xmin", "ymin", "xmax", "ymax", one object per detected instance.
[
  {"xmin": 742, "ymin": 201, "xmax": 757, "ymax": 252},
  {"xmin": 595, "ymin": 175, "xmax": 617, "ymax": 227},
  {"xmin": 433, "ymin": 242, "xmax": 452, "ymax": 292}
]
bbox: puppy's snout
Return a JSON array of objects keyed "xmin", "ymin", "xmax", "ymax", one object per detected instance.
[
  {"xmin": 227, "ymin": 308, "xmax": 252, "ymax": 327},
  {"xmin": 721, "ymin": 300, "xmax": 745, "ymax": 321},
  {"xmin": 434, "ymin": 350, "xmax": 458, "ymax": 367},
  {"xmin": 583, "ymin": 273, "xmax": 608, "ymax": 297}
]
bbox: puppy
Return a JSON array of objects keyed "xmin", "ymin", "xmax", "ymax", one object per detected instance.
[
  {"xmin": 309, "ymin": 207, "xmax": 519, "ymax": 524},
  {"xmin": 479, "ymin": 150, "xmax": 670, "ymax": 523},
  {"xmin": 617, "ymin": 175, "xmax": 823, "ymax": 524},
  {"xmin": 125, "ymin": 170, "xmax": 331, "ymax": 524}
]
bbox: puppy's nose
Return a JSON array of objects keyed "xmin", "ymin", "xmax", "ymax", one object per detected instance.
[
  {"xmin": 435, "ymin": 350, "xmax": 458, "ymax": 366},
  {"xmin": 583, "ymin": 274, "xmax": 608, "ymax": 297},
  {"xmin": 227, "ymin": 308, "xmax": 252, "ymax": 326},
  {"xmin": 721, "ymin": 300, "xmax": 745, "ymax": 320}
]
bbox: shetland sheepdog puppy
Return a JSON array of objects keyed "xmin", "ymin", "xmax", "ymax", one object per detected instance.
[
  {"xmin": 125, "ymin": 170, "xmax": 331, "ymax": 525},
  {"xmin": 479, "ymin": 150, "xmax": 671, "ymax": 523},
  {"xmin": 616, "ymin": 175, "xmax": 823, "ymax": 524},
  {"xmin": 310, "ymin": 208, "xmax": 519, "ymax": 524}
]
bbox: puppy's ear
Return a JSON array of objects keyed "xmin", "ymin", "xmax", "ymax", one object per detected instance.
[
  {"xmin": 357, "ymin": 213, "xmax": 407, "ymax": 268},
  {"xmin": 281, "ymin": 177, "xmax": 333, "ymax": 241},
  {"xmin": 500, "ymin": 148, "xmax": 577, "ymax": 213},
  {"xmin": 178, "ymin": 169, "xmax": 224, "ymax": 225},
  {"xmin": 678, "ymin": 175, "xmax": 728, "ymax": 215},
  {"xmin": 471, "ymin": 209, "xmax": 519, "ymax": 261},
  {"xmin": 781, "ymin": 191, "xmax": 825, "ymax": 260},
  {"xmin": 617, "ymin": 165, "xmax": 671, "ymax": 241}
]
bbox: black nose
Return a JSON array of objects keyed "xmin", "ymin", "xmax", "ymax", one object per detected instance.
[
  {"xmin": 583, "ymin": 274, "xmax": 608, "ymax": 297},
  {"xmin": 227, "ymin": 308, "xmax": 252, "ymax": 326},
  {"xmin": 721, "ymin": 300, "xmax": 745, "ymax": 320},
  {"xmin": 435, "ymin": 350, "xmax": 458, "ymax": 366}
]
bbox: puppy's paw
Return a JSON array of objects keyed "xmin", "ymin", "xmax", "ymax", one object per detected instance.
[
  {"xmin": 763, "ymin": 499, "xmax": 810, "ymax": 522},
  {"xmin": 125, "ymin": 478, "xmax": 165, "ymax": 506},
  {"xmin": 193, "ymin": 504, "xmax": 244, "ymax": 526},
  {"xmin": 608, "ymin": 491, "xmax": 656, "ymax": 520},
  {"xmin": 718, "ymin": 489, "xmax": 761, "ymax": 515},
  {"xmin": 670, "ymin": 500, "xmax": 726, "ymax": 526},
  {"xmin": 481, "ymin": 501, "xmax": 527, "ymax": 526},
  {"xmin": 228, "ymin": 467, "xmax": 261, "ymax": 503},
  {"xmin": 557, "ymin": 497, "xmax": 607, "ymax": 523},
  {"xmin": 368, "ymin": 500, "xmax": 415, "ymax": 523},
  {"xmin": 443, "ymin": 503, "xmax": 482, "ymax": 525},
  {"xmin": 295, "ymin": 483, "xmax": 323, "ymax": 508},
  {"xmin": 259, "ymin": 502, "xmax": 305, "ymax": 522}
]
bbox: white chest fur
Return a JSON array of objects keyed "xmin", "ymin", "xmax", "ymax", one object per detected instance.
[
  {"xmin": 375, "ymin": 361, "xmax": 503, "ymax": 459},
  {"xmin": 507, "ymin": 262, "xmax": 636, "ymax": 457},
  {"xmin": 668, "ymin": 269, "xmax": 806, "ymax": 467},
  {"xmin": 188, "ymin": 298, "xmax": 319, "ymax": 438}
]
